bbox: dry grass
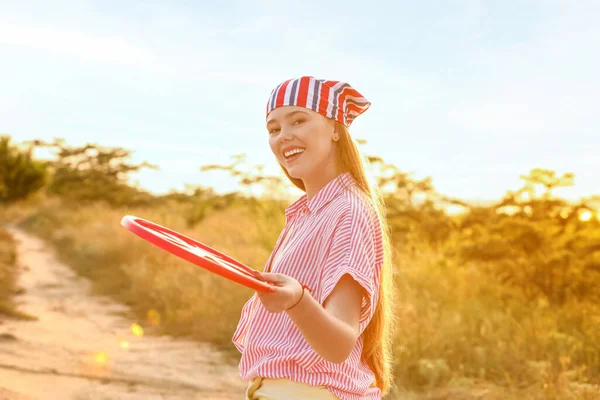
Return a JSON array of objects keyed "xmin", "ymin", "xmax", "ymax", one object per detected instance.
[
  {"xmin": 14, "ymin": 199, "xmax": 274, "ymax": 354},
  {"xmin": 0, "ymin": 226, "xmax": 36, "ymax": 320},
  {"xmin": 7, "ymin": 198, "xmax": 600, "ymax": 399},
  {"xmin": 389, "ymin": 247, "xmax": 600, "ymax": 399}
]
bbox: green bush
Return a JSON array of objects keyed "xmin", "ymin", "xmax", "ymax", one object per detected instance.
[{"xmin": 0, "ymin": 136, "xmax": 47, "ymax": 204}]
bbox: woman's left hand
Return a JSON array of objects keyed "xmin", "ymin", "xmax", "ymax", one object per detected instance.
[{"xmin": 253, "ymin": 271, "xmax": 304, "ymax": 313}]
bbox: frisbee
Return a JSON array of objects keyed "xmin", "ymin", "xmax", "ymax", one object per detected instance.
[{"xmin": 120, "ymin": 215, "xmax": 272, "ymax": 292}]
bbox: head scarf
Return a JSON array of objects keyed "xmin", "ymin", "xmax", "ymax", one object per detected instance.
[{"xmin": 266, "ymin": 76, "xmax": 371, "ymax": 127}]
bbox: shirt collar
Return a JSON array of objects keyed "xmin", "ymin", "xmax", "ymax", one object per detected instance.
[{"xmin": 285, "ymin": 172, "xmax": 354, "ymax": 218}]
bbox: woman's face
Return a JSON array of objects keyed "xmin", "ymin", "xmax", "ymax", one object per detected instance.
[{"xmin": 266, "ymin": 106, "xmax": 337, "ymax": 183}]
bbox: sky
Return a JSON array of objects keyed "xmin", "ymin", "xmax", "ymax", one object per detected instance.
[{"xmin": 1, "ymin": 0, "xmax": 598, "ymax": 202}]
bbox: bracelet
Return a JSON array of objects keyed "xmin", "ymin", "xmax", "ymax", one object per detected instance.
[{"xmin": 287, "ymin": 284, "xmax": 310, "ymax": 311}]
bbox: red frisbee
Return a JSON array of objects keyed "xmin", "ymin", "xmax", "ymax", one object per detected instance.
[{"xmin": 120, "ymin": 215, "xmax": 272, "ymax": 292}]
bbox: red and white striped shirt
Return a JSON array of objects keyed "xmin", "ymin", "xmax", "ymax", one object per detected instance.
[{"xmin": 232, "ymin": 172, "xmax": 384, "ymax": 400}]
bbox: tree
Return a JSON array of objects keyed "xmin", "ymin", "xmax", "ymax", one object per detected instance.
[
  {"xmin": 29, "ymin": 138, "xmax": 158, "ymax": 206},
  {"xmin": 200, "ymin": 153, "xmax": 287, "ymax": 198},
  {"xmin": 520, "ymin": 168, "xmax": 575, "ymax": 199},
  {"xmin": 365, "ymin": 154, "xmax": 457, "ymax": 249},
  {"xmin": 459, "ymin": 168, "xmax": 600, "ymax": 305},
  {"xmin": 0, "ymin": 135, "xmax": 47, "ymax": 204}
]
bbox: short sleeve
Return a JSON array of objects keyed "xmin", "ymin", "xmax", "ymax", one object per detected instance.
[{"xmin": 319, "ymin": 203, "xmax": 383, "ymax": 334}]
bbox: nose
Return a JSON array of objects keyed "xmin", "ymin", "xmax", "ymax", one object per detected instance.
[{"xmin": 277, "ymin": 126, "xmax": 294, "ymax": 143}]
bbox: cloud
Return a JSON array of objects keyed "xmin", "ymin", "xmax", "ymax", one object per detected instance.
[{"xmin": 0, "ymin": 22, "xmax": 156, "ymax": 67}]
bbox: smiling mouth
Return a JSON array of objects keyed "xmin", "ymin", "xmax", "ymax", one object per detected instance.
[{"xmin": 283, "ymin": 148, "xmax": 305, "ymax": 159}]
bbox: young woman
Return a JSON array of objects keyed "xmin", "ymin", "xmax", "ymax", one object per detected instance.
[{"xmin": 232, "ymin": 76, "xmax": 396, "ymax": 400}]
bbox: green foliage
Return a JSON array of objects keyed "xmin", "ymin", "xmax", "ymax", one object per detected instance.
[
  {"xmin": 0, "ymin": 136, "xmax": 47, "ymax": 204},
  {"xmin": 458, "ymin": 171, "xmax": 600, "ymax": 306},
  {"xmin": 29, "ymin": 138, "xmax": 158, "ymax": 206},
  {"xmin": 366, "ymin": 155, "xmax": 462, "ymax": 251}
]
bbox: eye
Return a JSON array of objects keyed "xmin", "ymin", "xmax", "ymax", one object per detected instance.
[
  {"xmin": 268, "ymin": 127, "xmax": 280, "ymax": 134},
  {"xmin": 293, "ymin": 119, "xmax": 305, "ymax": 125}
]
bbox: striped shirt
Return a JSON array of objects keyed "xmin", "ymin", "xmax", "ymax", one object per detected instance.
[{"xmin": 232, "ymin": 172, "xmax": 384, "ymax": 400}]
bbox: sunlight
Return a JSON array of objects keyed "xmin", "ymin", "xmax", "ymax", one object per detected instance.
[
  {"xmin": 94, "ymin": 352, "xmax": 108, "ymax": 365},
  {"xmin": 445, "ymin": 204, "xmax": 468, "ymax": 215},
  {"xmin": 579, "ymin": 211, "xmax": 593, "ymax": 222},
  {"xmin": 78, "ymin": 350, "xmax": 112, "ymax": 377},
  {"xmin": 496, "ymin": 205, "xmax": 520, "ymax": 215},
  {"xmin": 130, "ymin": 323, "xmax": 144, "ymax": 337}
]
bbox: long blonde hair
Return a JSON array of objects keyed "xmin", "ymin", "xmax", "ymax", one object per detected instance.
[{"xmin": 279, "ymin": 121, "xmax": 397, "ymax": 395}]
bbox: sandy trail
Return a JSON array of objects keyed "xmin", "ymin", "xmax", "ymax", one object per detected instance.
[{"xmin": 0, "ymin": 227, "xmax": 247, "ymax": 400}]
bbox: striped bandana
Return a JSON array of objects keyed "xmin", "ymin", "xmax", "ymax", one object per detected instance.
[{"xmin": 265, "ymin": 76, "xmax": 371, "ymax": 127}]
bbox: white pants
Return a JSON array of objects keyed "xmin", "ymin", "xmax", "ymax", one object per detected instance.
[{"xmin": 246, "ymin": 377, "xmax": 339, "ymax": 399}]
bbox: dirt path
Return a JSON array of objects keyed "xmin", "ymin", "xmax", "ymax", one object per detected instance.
[{"xmin": 0, "ymin": 227, "xmax": 247, "ymax": 400}]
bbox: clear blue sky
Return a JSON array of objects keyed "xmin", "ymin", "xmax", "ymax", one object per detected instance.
[{"xmin": 1, "ymin": 0, "xmax": 598, "ymax": 202}]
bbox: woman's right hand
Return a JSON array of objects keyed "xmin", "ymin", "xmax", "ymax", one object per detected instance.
[{"xmin": 253, "ymin": 271, "xmax": 304, "ymax": 313}]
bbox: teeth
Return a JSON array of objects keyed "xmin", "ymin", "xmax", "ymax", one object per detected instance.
[{"xmin": 284, "ymin": 148, "xmax": 304, "ymax": 158}]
